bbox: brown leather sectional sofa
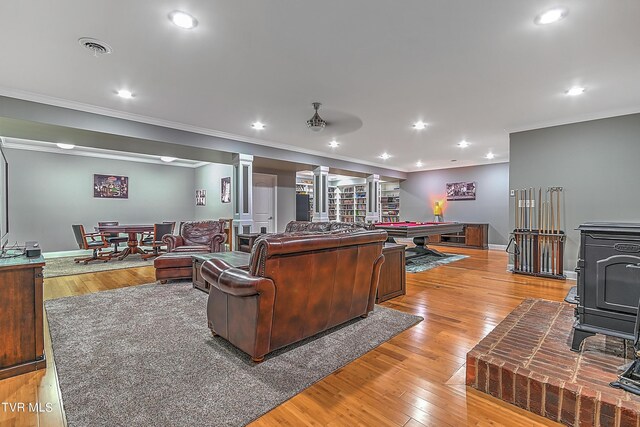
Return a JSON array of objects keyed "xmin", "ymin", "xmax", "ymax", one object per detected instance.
[{"xmin": 201, "ymin": 227, "xmax": 387, "ymax": 362}]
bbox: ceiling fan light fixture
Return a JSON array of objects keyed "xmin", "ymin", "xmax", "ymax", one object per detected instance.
[{"xmin": 307, "ymin": 102, "xmax": 327, "ymax": 132}]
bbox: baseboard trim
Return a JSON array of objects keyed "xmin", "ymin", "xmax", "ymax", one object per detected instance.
[
  {"xmin": 488, "ymin": 244, "xmax": 507, "ymax": 251},
  {"xmin": 43, "ymin": 250, "xmax": 92, "ymax": 259},
  {"xmin": 506, "ymin": 263, "xmax": 576, "ymax": 281}
]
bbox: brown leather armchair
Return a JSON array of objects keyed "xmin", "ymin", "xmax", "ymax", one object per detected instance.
[
  {"xmin": 163, "ymin": 220, "xmax": 226, "ymax": 253},
  {"xmin": 201, "ymin": 229, "xmax": 387, "ymax": 362}
]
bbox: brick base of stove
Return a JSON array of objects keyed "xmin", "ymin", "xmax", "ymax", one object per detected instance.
[{"xmin": 466, "ymin": 299, "xmax": 640, "ymax": 427}]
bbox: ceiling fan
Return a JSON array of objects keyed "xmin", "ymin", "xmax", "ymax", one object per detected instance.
[
  {"xmin": 307, "ymin": 102, "xmax": 327, "ymax": 132},
  {"xmin": 303, "ymin": 102, "xmax": 363, "ymax": 136}
]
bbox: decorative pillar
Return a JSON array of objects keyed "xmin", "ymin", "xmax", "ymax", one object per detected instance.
[
  {"xmin": 312, "ymin": 166, "xmax": 330, "ymax": 222},
  {"xmin": 232, "ymin": 154, "xmax": 254, "ymax": 243},
  {"xmin": 365, "ymin": 174, "xmax": 380, "ymax": 223}
]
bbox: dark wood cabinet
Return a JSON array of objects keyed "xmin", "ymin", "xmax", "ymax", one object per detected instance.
[
  {"xmin": 428, "ymin": 223, "xmax": 488, "ymax": 249},
  {"xmin": 376, "ymin": 243, "xmax": 406, "ymax": 303},
  {"xmin": 0, "ymin": 255, "xmax": 46, "ymax": 380}
]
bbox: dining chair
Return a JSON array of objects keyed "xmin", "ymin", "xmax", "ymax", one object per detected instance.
[
  {"xmin": 72, "ymin": 224, "xmax": 112, "ymax": 264},
  {"xmin": 97, "ymin": 221, "xmax": 128, "ymax": 255},
  {"xmin": 140, "ymin": 222, "xmax": 175, "ymax": 260}
]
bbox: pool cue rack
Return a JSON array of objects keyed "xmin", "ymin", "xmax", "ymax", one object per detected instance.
[{"xmin": 508, "ymin": 186, "xmax": 566, "ymax": 280}]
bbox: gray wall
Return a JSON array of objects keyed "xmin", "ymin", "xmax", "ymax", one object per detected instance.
[
  {"xmin": 5, "ymin": 148, "xmax": 196, "ymax": 251},
  {"xmin": 254, "ymin": 168, "xmax": 296, "ymax": 232},
  {"xmin": 194, "ymin": 164, "xmax": 234, "ymax": 221},
  {"xmin": 510, "ymin": 112, "xmax": 640, "ymax": 271},
  {"xmin": 400, "ymin": 162, "xmax": 510, "ymax": 245}
]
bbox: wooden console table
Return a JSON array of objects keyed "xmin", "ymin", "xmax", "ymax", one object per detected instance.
[
  {"xmin": 428, "ymin": 223, "xmax": 488, "ymax": 249},
  {"xmin": 0, "ymin": 254, "xmax": 46, "ymax": 380},
  {"xmin": 237, "ymin": 233, "xmax": 262, "ymax": 253},
  {"xmin": 376, "ymin": 243, "xmax": 407, "ymax": 303}
]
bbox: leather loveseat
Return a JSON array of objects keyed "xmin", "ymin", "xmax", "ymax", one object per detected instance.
[{"xmin": 201, "ymin": 228, "xmax": 387, "ymax": 362}]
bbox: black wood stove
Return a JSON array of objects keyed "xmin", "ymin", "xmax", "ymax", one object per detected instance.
[{"xmin": 570, "ymin": 222, "xmax": 640, "ymax": 351}]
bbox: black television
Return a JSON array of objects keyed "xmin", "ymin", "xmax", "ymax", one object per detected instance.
[{"xmin": 0, "ymin": 139, "xmax": 8, "ymax": 251}]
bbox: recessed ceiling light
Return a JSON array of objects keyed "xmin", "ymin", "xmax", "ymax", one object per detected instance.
[
  {"xmin": 251, "ymin": 121, "xmax": 265, "ymax": 130},
  {"xmin": 458, "ymin": 140, "xmax": 470, "ymax": 148},
  {"xmin": 169, "ymin": 11, "xmax": 198, "ymax": 29},
  {"xmin": 413, "ymin": 121, "xmax": 428, "ymax": 130},
  {"xmin": 56, "ymin": 143, "xmax": 75, "ymax": 150},
  {"xmin": 160, "ymin": 156, "xmax": 176, "ymax": 163},
  {"xmin": 485, "ymin": 152, "xmax": 495, "ymax": 160},
  {"xmin": 534, "ymin": 7, "xmax": 568, "ymax": 25},
  {"xmin": 329, "ymin": 140, "xmax": 340, "ymax": 148},
  {"xmin": 379, "ymin": 153, "xmax": 391, "ymax": 160},
  {"xmin": 116, "ymin": 89, "xmax": 134, "ymax": 99},
  {"xmin": 565, "ymin": 86, "xmax": 585, "ymax": 96},
  {"xmin": 416, "ymin": 161, "xmax": 423, "ymax": 167}
]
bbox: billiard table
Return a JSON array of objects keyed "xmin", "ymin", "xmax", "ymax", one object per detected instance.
[{"xmin": 374, "ymin": 221, "xmax": 464, "ymax": 259}]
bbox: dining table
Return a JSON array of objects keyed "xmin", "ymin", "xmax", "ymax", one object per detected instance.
[{"xmin": 95, "ymin": 224, "xmax": 154, "ymax": 260}]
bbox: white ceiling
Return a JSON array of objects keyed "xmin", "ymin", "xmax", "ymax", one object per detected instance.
[{"xmin": 0, "ymin": 1, "xmax": 638, "ymax": 172}]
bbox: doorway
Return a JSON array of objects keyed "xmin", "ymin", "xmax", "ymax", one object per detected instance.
[{"xmin": 252, "ymin": 173, "xmax": 277, "ymax": 233}]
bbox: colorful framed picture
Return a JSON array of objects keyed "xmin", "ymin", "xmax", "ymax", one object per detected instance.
[
  {"xmin": 446, "ymin": 181, "xmax": 476, "ymax": 201},
  {"xmin": 94, "ymin": 175, "xmax": 128, "ymax": 199},
  {"xmin": 196, "ymin": 189, "xmax": 206, "ymax": 206},
  {"xmin": 221, "ymin": 177, "xmax": 231, "ymax": 203}
]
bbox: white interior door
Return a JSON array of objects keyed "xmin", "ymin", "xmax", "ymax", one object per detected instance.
[{"xmin": 252, "ymin": 173, "xmax": 276, "ymax": 233}]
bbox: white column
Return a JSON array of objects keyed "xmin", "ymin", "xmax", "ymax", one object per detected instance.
[
  {"xmin": 365, "ymin": 174, "xmax": 381, "ymax": 223},
  {"xmin": 232, "ymin": 154, "xmax": 254, "ymax": 242},
  {"xmin": 312, "ymin": 166, "xmax": 330, "ymax": 222}
]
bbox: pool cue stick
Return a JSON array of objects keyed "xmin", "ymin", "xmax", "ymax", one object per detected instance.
[
  {"xmin": 523, "ymin": 189, "xmax": 527, "ymax": 271},
  {"xmin": 556, "ymin": 187, "xmax": 561, "ymax": 275},
  {"xmin": 550, "ymin": 188, "xmax": 555, "ymax": 275},
  {"xmin": 528, "ymin": 187, "xmax": 532, "ymax": 272},
  {"xmin": 542, "ymin": 201, "xmax": 547, "ymax": 273},
  {"xmin": 538, "ymin": 187, "xmax": 542, "ymax": 272},
  {"xmin": 515, "ymin": 189, "xmax": 520, "ymax": 270}
]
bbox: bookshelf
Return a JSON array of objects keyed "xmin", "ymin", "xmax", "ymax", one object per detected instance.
[
  {"xmin": 380, "ymin": 182, "xmax": 400, "ymax": 222},
  {"xmin": 328, "ymin": 186, "xmax": 338, "ymax": 221},
  {"xmin": 355, "ymin": 184, "xmax": 367, "ymax": 222},
  {"xmin": 338, "ymin": 185, "xmax": 354, "ymax": 222}
]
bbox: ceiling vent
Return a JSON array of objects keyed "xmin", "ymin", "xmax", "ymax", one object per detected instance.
[{"xmin": 78, "ymin": 37, "xmax": 113, "ymax": 56}]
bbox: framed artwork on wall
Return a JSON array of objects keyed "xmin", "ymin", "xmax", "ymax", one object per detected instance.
[
  {"xmin": 446, "ymin": 181, "xmax": 476, "ymax": 200},
  {"xmin": 221, "ymin": 177, "xmax": 231, "ymax": 203},
  {"xmin": 196, "ymin": 189, "xmax": 206, "ymax": 206},
  {"xmin": 94, "ymin": 174, "xmax": 128, "ymax": 199}
]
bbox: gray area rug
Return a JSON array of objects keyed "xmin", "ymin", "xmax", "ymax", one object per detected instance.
[
  {"xmin": 43, "ymin": 255, "xmax": 151, "ymax": 278},
  {"xmin": 45, "ymin": 282, "xmax": 422, "ymax": 426},
  {"xmin": 405, "ymin": 253, "xmax": 468, "ymax": 273}
]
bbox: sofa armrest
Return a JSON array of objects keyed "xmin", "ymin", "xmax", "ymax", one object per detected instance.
[
  {"xmin": 163, "ymin": 235, "xmax": 184, "ymax": 252},
  {"xmin": 202, "ymin": 258, "xmax": 274, "ymax": 297},
  {"xmin": 209, "ymin": 233, "xmax": 227, "ymax": 253}
]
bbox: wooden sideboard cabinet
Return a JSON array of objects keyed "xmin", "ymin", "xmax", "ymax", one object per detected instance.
[
  {"xmin": 0, "ymin": 255, "xmax": 46, "ymax": 380},
  {"xmin": 428, "ymin": 223, "xmax": 489, "ymax": 249},
  {"xmin": 376, "ymin": 243, "xmax": 406, "ymax": 303}
]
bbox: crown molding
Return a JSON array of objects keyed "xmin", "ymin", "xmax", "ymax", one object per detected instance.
[
  {"xmin": 506, "ymin": 106, "xmax": 640, "ymax": 134},
  {"xmin": 2, "ymin": 139, "xmax": 208, "ymax": 168}
]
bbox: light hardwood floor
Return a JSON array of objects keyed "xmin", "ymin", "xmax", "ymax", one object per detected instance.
[{"xmin": 0, "ymin": 247, "xmax": 572, "ymax": 426}]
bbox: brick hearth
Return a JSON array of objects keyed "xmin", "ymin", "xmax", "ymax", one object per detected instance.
[{"xmin": 466, "ymin": 299, "xmax": 640, "ymax": 427}]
